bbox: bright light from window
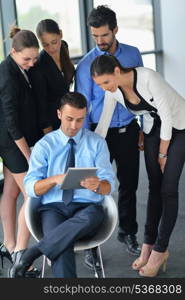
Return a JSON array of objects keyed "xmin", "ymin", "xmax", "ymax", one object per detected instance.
[
  {"xmin": 94, "ymin": 0, "xmax": 155, "ymax": 68},
  {"xmin": 0, "ymin": 24, "xmax": 4, "ymax": 61},
  {"xmin": 16, "ymin": 0, "xmax": 82, "ymax": 57}
]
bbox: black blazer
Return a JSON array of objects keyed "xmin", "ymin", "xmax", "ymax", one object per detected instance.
[
  {"xmin": 0, "ymin": 55, "xmax": 50, "ymax": 148},
  {"xmin": 36, "ymin": 47, "xmax": 69, "ymax": 130}
]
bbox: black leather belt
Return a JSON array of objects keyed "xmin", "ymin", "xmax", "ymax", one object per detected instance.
[{"xmin": 91, "ymin": 119, "xmax": 136, "ymax": 132}]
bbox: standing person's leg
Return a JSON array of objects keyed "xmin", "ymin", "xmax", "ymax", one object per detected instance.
[
  {"xmin": 139, "ymin": 130, "xmax": 185, "ymax": 277},
  {"xmin": 108, "ymin": 121, "xmax": 140, "ymax": 255},
  {"xmin": 11, "ymin": 171, "xmax": 30, "ymax": 252},
  {"xmin": 116, "ymin": 121, "xmax": 139, "ymax": 236},
  {"xmin": 0, "ymin": 145, "xmax": 40, "ymax": 276},
  {"xmin": 132, "ymin": 127, "xmax": 162, "ymax": 270},
  {"xmin": 0, "ymin": 166, "xmax": 20, "ymax": 254},
  {"xmin": 154, "ymin": 130, "xmax": 185, "ymax": 252},
  {"xmin": 84, "ymin": 125, "xmax": 117, "ymax": 270},
  {"xmin": 0, "ymin": 145, "xmax": 30, "ymax": 253},
  {"xmin": 143, "ymin": 128, "xmax": 163, "ymax": 246}
]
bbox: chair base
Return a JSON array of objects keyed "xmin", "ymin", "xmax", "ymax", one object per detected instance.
[
  {"xmin": 39, "ymin": 247, "xmax": 105, "ymax": 278},
  {"xmin": 90, "ymin": 246, "xmax": 105, "ymax": 278}
]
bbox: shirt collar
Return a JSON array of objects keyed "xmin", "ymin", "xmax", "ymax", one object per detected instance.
[
  {"xmin": 57, "ymin": 128, "xmax": 83, "ymax": 145},
  {"xmin": 95, "ymin": 40, "xmax": 121, "ymax": 56}
]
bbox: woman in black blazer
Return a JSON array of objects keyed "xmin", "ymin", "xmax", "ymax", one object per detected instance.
[
  {"xmin": 0, "ymin": 27, "xmax": 51, "ymax": 275},
  {"xmin": 36, "ymin": 19, "xmax": 75, "ymax": 130}
]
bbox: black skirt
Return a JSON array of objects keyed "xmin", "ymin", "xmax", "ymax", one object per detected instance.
[{"xmin": 0, "ymin": 142, "xmax": 28, "ymax": 173}]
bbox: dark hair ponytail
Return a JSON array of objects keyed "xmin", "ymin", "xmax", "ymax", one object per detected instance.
[{"xmin": 36, "ymin": 19, "xmax": 74, "ymax": 85}]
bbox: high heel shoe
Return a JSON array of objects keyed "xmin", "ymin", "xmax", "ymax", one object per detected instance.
[
  {"xmin": 132, "ymin": 257, "xmax": 148, "ymax": 270},
  {"xmin": 132, "ymin": 243, "xmax": 153, "ymax": 271},
  {"xmin": 0, "ymin": 243, "xmax": 13, "ymax": 268},
  {"xmin": 139, "ymin": 250, "xmax": 169, "ymax": 277}
]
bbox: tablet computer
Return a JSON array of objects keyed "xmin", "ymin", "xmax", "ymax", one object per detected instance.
[{"xmin": 61, "ymin": 167, "xmax": 98, "ymax": 190}]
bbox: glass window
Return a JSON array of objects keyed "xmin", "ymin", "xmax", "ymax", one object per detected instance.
[
  {"xmin": 142, "ymin": 53, "xmax": 156, "ymax": 71},
  {"xmin": 93, "ymin": 0, "xmax": 155, "ymax": 68},
  {"xmin": 0, "ymin": 21, "xmax": 4, "ymax": 179},
  {"xmin": 0, "ymin": 22, "xmax": 4, "ymax": 62},
  {"xmin": 15, "ymin": 0, "xmax": 82, "ymax": 57}
]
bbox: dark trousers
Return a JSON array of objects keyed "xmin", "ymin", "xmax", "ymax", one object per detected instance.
[
  {"xmin": 37, "ymin": 202, "xmax": 104, "ymax": 278},
  {"xmin": 105, "ymin": 119, "xmax": 140, "ymax": 235},
  {"xmin": 144, "ymin": 126, "xmax": 185, "ymax": 252}
]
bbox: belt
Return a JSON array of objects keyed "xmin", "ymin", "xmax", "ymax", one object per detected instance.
[{"xmin": 91, "ymin": 119, "xmax": 136, "ymax": 132}]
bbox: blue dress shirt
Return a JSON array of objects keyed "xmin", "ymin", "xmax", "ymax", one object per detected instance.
[
  {"xmin": 24, "ymin": 128, "xmax": 115, "ymax": 205},
  {"xmin": 75, "ymin": 42, "xmax": 143, "ymax": 128}
]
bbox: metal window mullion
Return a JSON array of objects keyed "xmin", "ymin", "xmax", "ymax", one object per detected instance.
[
  {"xmin": 152, "ymin": 0, "xmax": 163, "ymax": 74},
  {"xmin": 1, "ymin": 0, "xmax": 17, "ymax": 56},
  {"xmin": 79, "ymin": 0, "xmax": 94, "ymax": 55},
  {"xmin": 0, "ymin": 0, "xmax": 6, "ymax": 57},
  {"xmin": 72, "ymin": 49, "xmax": 162, "ymax": 64}
]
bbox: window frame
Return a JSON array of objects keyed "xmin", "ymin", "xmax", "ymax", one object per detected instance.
[
  {"xmin": 75, "ymin": 0, "xmax": 163, "ymax": 72},
  {"xmin": 0, "ymin": 0, "xmax": 163, "ymax": 186},
  {"xmin": 0, "ymin": 0, "xmax": 163, "ymax": 70}
]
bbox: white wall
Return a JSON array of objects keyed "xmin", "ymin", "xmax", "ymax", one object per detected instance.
[{"xmin": 160, "ymin": 0, "xmax": 185, "ymax": 97}]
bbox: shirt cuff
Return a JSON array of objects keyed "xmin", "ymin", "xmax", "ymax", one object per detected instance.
[{"xmin": 25, "ymin": 180, "xmax": 40, "ymax": 198}]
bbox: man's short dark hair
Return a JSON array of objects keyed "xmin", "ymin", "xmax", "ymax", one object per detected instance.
[
  {"xmin": 87, "ymin": 5, "xmax": 117, "ymax": 31},
  {"xmin": 58, "ymin": 92, "xmax": 87, "ymax": 110}
]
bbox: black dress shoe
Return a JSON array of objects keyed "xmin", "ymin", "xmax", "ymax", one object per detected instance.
[
  {"xmin": 84, "ymin": 249, "xmax": 101, "ymax": 271},
  {"xmin": 118, "ymin": 234, "xmax": 141, "ymax": 256},
  {"xmin": 11, "ymin": 250, "xmax": 40, "ymax": 278},
  {"xmin": 25, "ymin": 267, "xmax": 41, "ymax": 278},
  {"xmin": 8, "ymin": 249, "xmax": 31, "ymax": 278}
]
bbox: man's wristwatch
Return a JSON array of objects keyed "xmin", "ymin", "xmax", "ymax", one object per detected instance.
[
  {"xmin": 94, "ymin": 183, "xmax": 101, "ymax": 194},
  {"xmin": 159, "ymin": 152, "xmax": 168, "ymax": 158}
]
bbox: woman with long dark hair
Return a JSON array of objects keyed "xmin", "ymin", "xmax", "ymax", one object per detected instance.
[
  {"xmin": 36, "ymin": 19, "xmax": 75, "ymax": 130},
  {"xmin": 90, "ymin": 54, "xmax": 185, "ymax": 277}
]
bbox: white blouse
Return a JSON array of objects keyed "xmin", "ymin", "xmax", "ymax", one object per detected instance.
[{"xmin": 95, "ymin": 67, "xmax": 185, "ymax": 140}]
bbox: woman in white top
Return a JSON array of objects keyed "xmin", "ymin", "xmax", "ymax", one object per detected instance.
[{"xmin": 90, "ymin": 54, "xmax": 185, "ymax": 277}]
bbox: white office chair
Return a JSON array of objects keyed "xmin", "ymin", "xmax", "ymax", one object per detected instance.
[{"xmin": 25, "ymin": 195, "xmax": 118, "ymax": 278}]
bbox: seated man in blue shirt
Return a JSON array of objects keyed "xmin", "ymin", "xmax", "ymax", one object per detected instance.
[
  {"xmin": 75, "ymin": 5, "xmax": 143, "ymax": 268},
  {"xmin": 9, "ymin": 92, "xmax": 115, "ymax": 278}
]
